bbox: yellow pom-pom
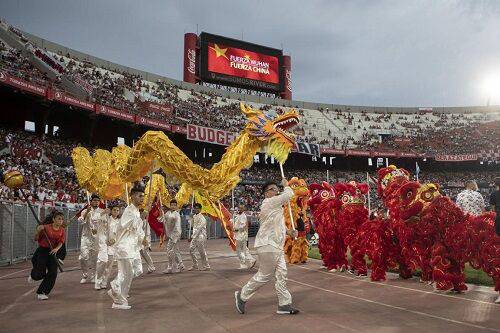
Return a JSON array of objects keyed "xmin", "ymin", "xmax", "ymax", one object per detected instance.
[{"xmin": 3, "ymin": 170, "xmax": 24, "ymax": 189}]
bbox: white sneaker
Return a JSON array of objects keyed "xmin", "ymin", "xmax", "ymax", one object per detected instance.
[
  {"xmin": 112, "ymin": 303, "xmax": 131, "ymax": 310},
  {"xmin": 188, "ymin": 266, "xmax": 198, "ymax": 271},
  {"xmin": 28, "ymin": 276, "xmax": 35, "ymax": 284},
  {"xmin": 80, "ymin": 278, "xmax": 87, "ymax": 284},
  {"xmin": 200, "ymin": 266, "xmax": 210, "ymax": 271},
  {"xmin": 495, "ymin": 295, "xmax": 500, "ymax": 304},
  {"xmin": 162, "ymin": 268, "xmax": 172, "ymax": 274},
  {"xmin": 147, "ymin": 267, "xmax": 156, "ymax": 274},
  {"xmin": 238, "ymin": 265, "xmax": 247, "ymax": 270},
  {"xmin": 37, "ymin": 294, "xmax": 49, "ymax": 300},
  {"xmin": 107, "ymin": 289, "xmax": 117, "ymax": 302},
  {"xmin": 329, "ymin": 268, "xmax": 337, "ymax": 273}
]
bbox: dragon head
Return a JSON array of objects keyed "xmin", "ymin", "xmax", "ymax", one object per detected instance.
[
  {"xmin": 397, "ymin": 181, "xmax": 441, "ymax": 222},
  {"xmin": 377, "ymin": 165, "xmax": 410, "ymax": 198},
  {"xmin": 334, "ymin": 181, "xmax": 368, "ymax": 208},
  {"xmin": 288, "ymin": 177, "xmax": 310, "ymax": 209},
  {"xmin": 241, "ymin": 103, "xmax": 299, "ymax": 164},
  {"xmin": 308, "ymin": 182, "xmax": 336, "ymax": 212}
]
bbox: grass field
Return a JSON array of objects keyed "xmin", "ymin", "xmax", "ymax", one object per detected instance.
[{"xmin": 308, "ymin": 247, "xmax": 494, "ymax": 286}]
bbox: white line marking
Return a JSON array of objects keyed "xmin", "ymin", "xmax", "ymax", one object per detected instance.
[
  {"xmin": 288, "ymin": 278, "xmax": 500, "ymax": 332},
  {"xmin": 0, "ymin": 287, "xmax": 36, "ymax": 315},
  {"xmin": 294, "ymin": 262, "xmax": 499, "ymax": 306},
  {"xmin": 0, "ymin": 267, "xmax": 31, "ymax": 279}
]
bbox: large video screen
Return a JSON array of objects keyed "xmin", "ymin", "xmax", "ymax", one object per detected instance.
[{"xmin": 200, "ymin": 33, "xmax": 283, "ymax": 92}]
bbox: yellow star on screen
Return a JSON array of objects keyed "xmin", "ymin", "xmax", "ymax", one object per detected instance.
[
  {"xmin": 209, "ymin": 44, "xmax": 229, "ymax": 60},
  {"xmin": 244, "ymin": 54, "xmax": 250, "ymax": 60}
]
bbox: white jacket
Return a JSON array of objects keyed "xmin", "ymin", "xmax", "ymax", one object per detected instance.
[
  {"xmin": 191, "ymin": 213, "xmax": 207, "ymax": 240},
  {"xmin": 142, "ymin": 217, "xmax": 152, "ymax": 248},
  {"xmin": 78, "ymin": 207, "xmax": 103, "ymax": 240},
  {"xmin": 107, "ymin": 215, "xmax": 120, "ymax": 256},
  {"xmin": 160, "ymin": 210, "xmax": 182, "ymax": 242},
  {"xmin": 254, "ymin": 187, "xmax": 294, "ymax": 251},
  {"xmin": 233, "ymin": 213, "xmax": 248, "ymax": 242},
  {"xmin": 96, "ymin": 212, "xmax": 110, "ymax": 261},
  {"xmin": 114, "ymin": 204, "xmax": 145, "ymax": 260}
]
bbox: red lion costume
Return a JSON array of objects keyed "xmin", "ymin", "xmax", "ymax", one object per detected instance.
[
  {"xmin": 466, "ymin": 212, "xmax": 499, "ymax": 293},
  {"xmin": 358, "ymin": 215, "xmax": 399, "ymax": 281},
  {"xmin": 333, "ymin": 181, "xmax": 369, "ymax": 276},
  {"xmin": 308, "ymin": 182, "xmax": 345, "ymax": 270},
  {"xmin": 376, "ymin": 166, "xmax": 414, "ymax": 279},
  {"xmin": 377, "ymin": 166, "xmax": 499, "ymax": 293},
  {"xmin": 396, "ymin": 180, "xmax": 469, "ymax": 291}
]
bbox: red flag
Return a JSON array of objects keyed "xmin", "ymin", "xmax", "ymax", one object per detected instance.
[
  {"xmin": 147, "ymin": 197, "xmax": 165, "ymax": 237},
  {"xmin": 217, "ymin": 201, "xmax": 236, "ymax": 251}
]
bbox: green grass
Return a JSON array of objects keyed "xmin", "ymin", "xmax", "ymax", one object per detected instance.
[{"xmin": 308, "ymin": 247, "xmax": 494, "ymax": 287}]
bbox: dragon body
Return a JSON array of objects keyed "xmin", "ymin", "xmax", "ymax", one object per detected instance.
[{"xmin": 72, "ymin": 103, "xmax": 299, "ymax": 249}]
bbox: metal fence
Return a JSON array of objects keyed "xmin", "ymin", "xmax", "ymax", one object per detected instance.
[
  {"xmin": 0, "ymin": 201, "xmax": 81, "ymax": 266},
  {"xmin": 0, "ymin": 201, "xmax": 241, "ymax": 266}
]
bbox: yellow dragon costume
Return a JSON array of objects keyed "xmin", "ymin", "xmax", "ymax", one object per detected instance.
[
  {"xmin": 72, "ymin": 103, "xmax": 299, "ymax": 249},
  {"xmin": 283, "ymin": 177, "xmax": 310, "ymax": 264}
]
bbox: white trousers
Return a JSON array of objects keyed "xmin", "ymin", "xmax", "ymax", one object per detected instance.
[
  {"xmin": 166, "ymin": 238, "xmax": 183, "ymax": 270},
  {"xmin": 95, "ymin": 255, "xmax": 115, "ymax": 289},
  {"xmin": 236, "ymin": 239, "xmax": 254, "ymax": 266},
  {"xmin": 79, "ymin": 236, "xmax": 97, "ymax": 279},
  {"xmin": 240, "ymin": 249, "xmax": 292, "ymax": 306},
  {"xmin": 110, "ymin": 258, "xmax": 134, "ymax": 305},
  {"xmin": 140, "ymin": 249, "xmax": 155, "ymax": 271},
  {"xmin": 189, "ymin": 238, "xmax": 209, "ymax": 269}
]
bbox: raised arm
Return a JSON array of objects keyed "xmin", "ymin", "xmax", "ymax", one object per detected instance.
[{"xmin": 266, "ymin": 186, "xmax": 294, "ymax": 210}]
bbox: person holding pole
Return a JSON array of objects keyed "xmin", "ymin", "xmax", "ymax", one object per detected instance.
[
  {"xmin": 188, "ymin": 203, "xmax": 210, "ymax": 271},
  {"xmin": 78, "ymin": 194, "xmax": 102, "ymax": 284},
  {"xmin": 29, "ymin": 210, "xmax": 66, "ymax": 300},
  {"xmin": 160, "ymin": 199, "xmax": 184, "ymax": 274},
  {"xmin": 139, "ymin": 208, "xmax": 156, "ymax": 273},
  {"xmin": 233, "ymin": 203, "xmax": 256, "ymax": 269},
  {"xmin": 108, "ymin": 186, "xmax": 146, "ymax": 310},
  {"xmin": 103, "ymin": 204, "xmax": 120, "ymax": 288},
  {"xmin": 235, "ymin": 177, "xmax": 299, "ymax": 315}
]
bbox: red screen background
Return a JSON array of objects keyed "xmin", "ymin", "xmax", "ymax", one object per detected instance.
[{"xmin": 207, "ymin": 43, "xmax": 279, "ymax": 84}]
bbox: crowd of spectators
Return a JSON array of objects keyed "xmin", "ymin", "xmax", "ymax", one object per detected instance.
[
  {"xmin": 0, "ymin": 20, "xmax": 498, "ymax": 211},
  {"xmin": 0, "ymin": 127, "xmax": 87, "ymax": 205},
  {"xmin": 0, "ymin": 39, "xmax": 49, "ymax": 87},
  {"xmin": 0, "ymin": 125, "xmax": 497, "ymax": 212},
  {"xmin": 1, "ymin": 21, "xmax": 499, "ymax": 157}
]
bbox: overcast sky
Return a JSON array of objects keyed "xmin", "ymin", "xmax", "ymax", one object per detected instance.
[{"xmin": 1, "ymin": 0, "xmax": 500, "ymax": 106}]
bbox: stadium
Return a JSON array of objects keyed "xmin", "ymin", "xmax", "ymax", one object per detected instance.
[{"xmin": 0, "ymin": 2, "xmax": 499, "ymax": 333}]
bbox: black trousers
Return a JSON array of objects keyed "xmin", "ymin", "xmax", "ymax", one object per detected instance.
[
  {"xmin": 31, "ymin": 247, "xmax": 58, "ymax": 295},
  {"xmin": 57, "ymin": 243, "xmax": 67, "ymax": 260}
]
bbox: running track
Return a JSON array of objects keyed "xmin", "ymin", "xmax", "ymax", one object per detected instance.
[{"xmin": 0, "ymin": 239, "xmax": 498, "ymax": 333}]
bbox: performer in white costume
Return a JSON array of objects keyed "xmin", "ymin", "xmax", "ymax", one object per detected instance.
[
  {"xmin": 160, "ymin": 200, "xmax": 184, "ymax": 274},
  {"xmin": 188, "ymin": 203, "xmax": 210, "ymax": 271},
  {"xmin": 108, "ymin": 186, "xmax": 146, "ymax": 310},
  {"xmin": 78, "ymin": 194, "xmax": 103, "ymax": 284},
  {"xmin": 94, "ymin": 204, "xmax": 120, "ymax": 290},
  {"xmin": 233, "ymin": 204, "xmax": 256, "ymax": 269},
  {"xmin": 139, "ymin": 209, "xmax": 156, "ymax": 273},
  {"xmin": 235, "ymin": 178, "xmax": 299, "ymax": 315}
]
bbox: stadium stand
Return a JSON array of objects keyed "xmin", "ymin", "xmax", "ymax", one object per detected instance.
[{"xmin": 0, "ymin": 19, "xmax": 498, "ymax": 210}]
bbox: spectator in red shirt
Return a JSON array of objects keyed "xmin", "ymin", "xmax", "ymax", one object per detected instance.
[{"xmin": 29, "ymin": 210, "xmax": 65, "ymax": 300}]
